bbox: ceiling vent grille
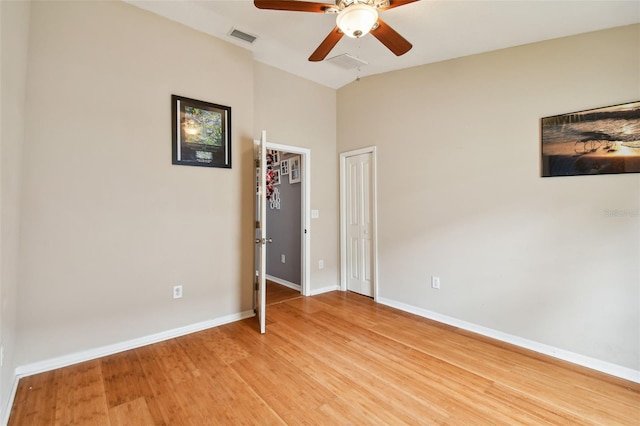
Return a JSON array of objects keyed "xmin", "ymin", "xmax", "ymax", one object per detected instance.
[
  {"xmin": 228, "ymin": 28, "xmax": 258, "ymax": 44},
  {"xmin": 326, "ymin": 54, "xmax": 368, "ymax": 69}
]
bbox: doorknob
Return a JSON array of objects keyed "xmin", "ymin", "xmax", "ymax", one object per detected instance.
[
  {"xmin": 255, "ymin": 238, "xmax": 273, "ymax": 244},
  {"xmin": 266, "ymin": 237, "xmax": 273, "ymax": 243}
]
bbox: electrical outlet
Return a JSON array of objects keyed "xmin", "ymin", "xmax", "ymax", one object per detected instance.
[
  {"xmin": 318, "ymin": 260, "xmax": 324, "ymax": 269},
  {"xmin": 281, "ymin": 254, "xmax": 286, "ymax": 263},
  {"xmin": 431, "ymin": 276, "xmax": 440, "ymax": 289},
  {"xmin": 173, "ymin": 285, "xmax": 183, "ymax": 299}
]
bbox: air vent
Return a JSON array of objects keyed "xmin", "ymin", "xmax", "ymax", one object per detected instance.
[
  {"xmin": 228, "ymin": 28, "xmax": 257, "ymax": 44},
  {"xmin": 326, "ymin": 54, "xmax": 368, "ymax": 69}
]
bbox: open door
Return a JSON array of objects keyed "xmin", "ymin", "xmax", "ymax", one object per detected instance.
[{"xmin": 254, "ymin": 131, "xmax": 267, "ymax": 333}]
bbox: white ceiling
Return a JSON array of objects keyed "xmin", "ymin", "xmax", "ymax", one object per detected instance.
[{"xmin": 127, "ymin": 0, "xmax": 640, "ymax": 89}]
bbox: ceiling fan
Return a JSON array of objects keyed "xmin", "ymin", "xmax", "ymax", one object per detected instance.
[{"xmin": 254, "ymin": 0, "xmax": 418, "ymax": 62}]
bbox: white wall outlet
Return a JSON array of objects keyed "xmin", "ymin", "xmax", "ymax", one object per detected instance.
[
  {"xmin": 311, "ymin": 209, "xmax": 319, "ymax": 219},
  {"xmin": 281, "ymin": 254, "xmax": 286, "ymax": 263},
  {"xmin": 173, "ymin": 285, "xmax": 183, "ymax": 299},
  {"xmin": 318, "ymin": 259, "xmax": 324, "ymax": 269},
  {"xmin": 431, "ymin": 276, "xmax": 441, "ymax": 289}
]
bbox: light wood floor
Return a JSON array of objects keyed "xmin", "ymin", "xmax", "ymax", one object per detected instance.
[
  {"xmin": 265, "ymin": 280, "xmax": 301, "ymax": 306},
  {"xmin": 9, "ymin": 289, "xmax": 640, "ymax": 425}
]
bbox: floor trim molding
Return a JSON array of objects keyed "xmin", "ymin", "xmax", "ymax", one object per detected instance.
[
  {"xmin": 377, "ymin": 297, "xmax": 640, "ymax": 384},
  {"xmin": 1, "ymin": 373, "xmax": 20, "ymax": 426},
  {"xmin": 14, "ymin": 310, "xmax": 255, "ymax": 379},
  {"xmin": 266, "ymin": 275, "xmax": 301, "ymax": 291},
  {"xmin": 309, "ymin": 284, "xmax": 340, "ymax": 296}
]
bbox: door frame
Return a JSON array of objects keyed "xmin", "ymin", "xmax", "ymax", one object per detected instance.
[
  {"xmin": 339, "ymin": 146, "xmax": 379, "ymax": 300},
  {"xmin": 265, "ymin": 141, "xmax": 311, "ymax": 297}
]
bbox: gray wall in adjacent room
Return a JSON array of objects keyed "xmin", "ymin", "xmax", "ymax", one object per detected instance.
[{"xmin": 266, "ymin": 154, "xmax": 301, "ymax": 285}]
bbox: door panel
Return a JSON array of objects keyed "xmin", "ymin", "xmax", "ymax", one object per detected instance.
[
  {"xmin": 345, "ymin": 153, "xmax": 373, "ymax": 297},
  {"xmin": 254, "ymin": 131, "xmax": 267, "ymax": 334}
]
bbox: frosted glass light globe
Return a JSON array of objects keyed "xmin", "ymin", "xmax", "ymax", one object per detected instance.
[{"xmin": 336, "ymin": 4, "xmax": 379, "ymax": 38}]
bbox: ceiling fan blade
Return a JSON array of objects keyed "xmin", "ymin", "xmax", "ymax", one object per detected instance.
[
  {"xmin": 370, "ymin": 19, "xmax": 412, "ymax": 56},
  {"xmin": 309, "ymin": 27, "xmax": 344, "ymax": 61},
  {"xmin": 254, "ymin": 0, "xmax": 334, "ymax": 13},
  {"xmin": 379, "ymin": 0, "xmax": 420, "ymax": 10}
]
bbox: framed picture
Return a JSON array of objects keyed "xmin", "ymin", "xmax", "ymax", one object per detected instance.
[
  {"xmin": 289, "ymin": 155, "xmax": 301, "ymax": 184},
  {"xmin": 268, "ymin": 150, "xmax": 280, "ymax": 166},
  {"xmin": 541, "ymin": 101, "xmax": 640, "ymax": 177},
  {"xmin": 172, "ymin": 95, "xmax": 231, "ymax": 168},
  {"xmin": 272, "ymin": 168, "xmax": 281, "ymax": 186},
  {"xmin": 280, "ymin": 159, "xmax": 289, "ymax": 176}
]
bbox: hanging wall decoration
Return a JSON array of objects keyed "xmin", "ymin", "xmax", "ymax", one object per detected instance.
[
  {"xmin": 289, "ymin": 155, "xmax": 301, "ymax": 184},
  {"xmin": 265, "ymin": 149, "xmax": 282, "ymax": 199},
  {"xmin": 265, "ymin": 168, "xmax": 275, "ymax": 199},
  {"xmin": 280, "ymin": 159, "xmax": 289, "ymax": 176},
  {"xmin": 269, "ymin": 188, "xmax": 281, "ymax": 210},
  {"xmin": 172, "ymin": 95, "xmax": 231, "ymax": 168},
  {"xmin": 541, "ymin": 101, "xmax": 640, "ymax": 177}
]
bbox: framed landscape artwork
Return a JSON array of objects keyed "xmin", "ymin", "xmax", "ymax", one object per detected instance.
[
  {"xmin": 172, "ymin": 95, "xmax": 231, "ymax": 168},
  {"xmin": 541, "ymin": 101, "xmax": 640, "ymax": 177}
]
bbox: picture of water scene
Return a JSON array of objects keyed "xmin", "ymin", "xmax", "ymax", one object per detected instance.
[{"xmin": 541, "ymin": 101, "xmax": 640, "ymax": 177}]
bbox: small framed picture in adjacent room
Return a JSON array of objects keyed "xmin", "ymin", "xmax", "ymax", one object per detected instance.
[
  {"xmin": 267, "ymin": 149, "xmax": 280, "ymax": 166},
  {"xmin": 289, "ymin": 155, "xmax": 301, "ymax": 184},
  {"xmin": 280, "ymin": 159, "xmax": 289, "ymax": 176}
]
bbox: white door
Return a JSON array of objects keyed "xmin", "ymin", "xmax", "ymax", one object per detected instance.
[
  {"xmin": 345, "ymin": 152, "xmax": 373, "ymax": 296},
  {"xmin": 254, "ymin": 131, "xmax": 267, "ymax": 333}
]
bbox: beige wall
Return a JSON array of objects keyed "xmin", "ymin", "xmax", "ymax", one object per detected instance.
[
  {"xmin": 254, "ymin": 62, "xmax": 339, "ymax": 292},
  {"xmin": 13, "ymin": 0, "xmax": 340, "ymax": 374},
  {"xmin": 16, "ymin": 1, "xmax": 257, "ymax": 364},
  {"xmin": 338, "ymin": 25, "xmax": 640, "ymax": 370},
  {"xmin": 1, "ymin": 0, "xmax": 31, "ymax": 416}
]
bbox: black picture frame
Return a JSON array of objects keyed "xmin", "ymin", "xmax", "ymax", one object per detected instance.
[
  {"xmin": 541, "ymin": 101, "xmax": 640, "ymax": 177},
  {"xmin": 172, "ymin": 95, "xmax": 231, "ymax": 168}
]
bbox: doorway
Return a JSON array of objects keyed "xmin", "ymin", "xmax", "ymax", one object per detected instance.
[
  {"xmin": 265, "ymin": 142, "xmax": 311, "ymax": 298},
  {"xmin": 340, "ymin": 147, "xmax": 378, "ymax": 299}
]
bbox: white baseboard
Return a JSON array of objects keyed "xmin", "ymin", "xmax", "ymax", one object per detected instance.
[
  {"xmin": 1, "ymin": 373, "xmax": 20, "ymax": 426},
  {"xmin": 377, "ymin": 297, "xmax": 640, "ymax": 384},
  {"xmin": 266, "ymin": 275, "xmax": 301, "ymax": 291},
  {"xmin": 14, "ymin": 310, "xmax": 255, "ymax": 379},
  {"xmin": 309, "ymin": 284, "xmax": 340, "ymax": 296}
]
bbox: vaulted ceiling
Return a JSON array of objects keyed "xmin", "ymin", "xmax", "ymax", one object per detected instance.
[{"xmin": 127, "ymin": 0, "xmax": 640, "ymax": 89}]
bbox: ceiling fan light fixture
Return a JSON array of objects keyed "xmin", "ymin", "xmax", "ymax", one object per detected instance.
[{"xmin": 336, "ymin": 4, "xmax": 379, "ymax": 38}]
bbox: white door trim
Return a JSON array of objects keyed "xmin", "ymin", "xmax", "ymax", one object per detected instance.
[
  {"xmin": 265, "ymin": 141, "xmax": 311, "ymax": 297},
  {"xmin": 340, "ymin": 146, "xmax": 379, "ymax": 301}
]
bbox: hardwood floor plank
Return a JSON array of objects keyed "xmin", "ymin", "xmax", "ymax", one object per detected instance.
[
  {"xmin": 8, "ymin": 371, "xmax": 57, "ymax": 425},
  {"xmin": 266, "ymin": 281, "xmax": 301, "ymax": 306},
  {"xmin": 9, "ymin": 290, "xmax": 640, "ymax": 425},
  {"xmin": 183, "ymin": 326, "xmax": 251, "ymax": 365},
  {"xmin": 230, "ymin": 347, "xmax": 338, "ymax": 424},
  {"xmin": 266, "ymin": 321, "xmax": 449, "ymax": 424},
  {"xmin": 108, "ymin": 397, "xmax": 156, "ymax": 426},
  {"xmin": 101, "ymin": 350, "xmax": 153, "ymax": 408},
  {"xmin": 53, "ymin": 361, "xmax": 110, "ymax": 426},
  {"xmin": 177, "ymin": 331, "xmax": 286, "ymax": 424},
  {"xmin": 301, "ymin": 313, "xmax": 509, "ymax": 424},
  {"xmin": 135, "ymin": 341, "xmax": 209, "ymax": 425}
]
